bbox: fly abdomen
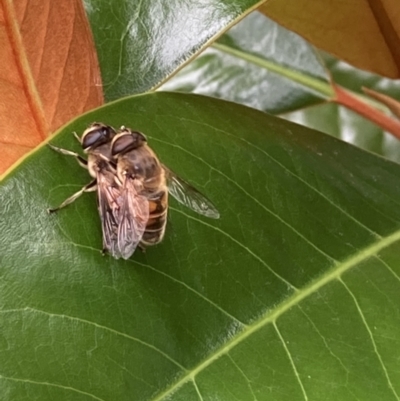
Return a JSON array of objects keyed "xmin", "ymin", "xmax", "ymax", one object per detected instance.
[{"xmin": 141, "ymin": 190, "xmax": 168, "ymax": 246}]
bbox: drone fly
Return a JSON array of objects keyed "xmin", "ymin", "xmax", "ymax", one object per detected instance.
[
  {"xmin": 48, "ymin": 123, "xmax": 219, "ymax": 260},
  {"xmin": 48, "ymin": 122, "xmax": 123, "ymax": 258}
]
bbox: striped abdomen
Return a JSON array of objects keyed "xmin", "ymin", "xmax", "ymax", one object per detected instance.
[{"xmin": 141, "ymin": 186, "xmax": 168, "ymax": 246}]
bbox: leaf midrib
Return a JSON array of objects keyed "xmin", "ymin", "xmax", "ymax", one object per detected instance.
[
  {"xmin": 2, "ymin": 0, "xmax": 48, "ymax": 139},
  {"xmin": 212, "ymin": 41, "xmax": 334, "ymax": 98},
  {"xmin": 153, "ymin": 228, "xmax": 400, "ymax": 401}
]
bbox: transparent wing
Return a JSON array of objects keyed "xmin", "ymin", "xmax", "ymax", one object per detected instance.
[
  {"xmin": 97, "ymin": 172, "xmax": 122, "ymax": 259},
  {"xmin": 163, "ymin": 166, "xmax": 220, "ymax": 219},
  {"xmin": 118, "ymin": 178, "xmax": 149, "ymax": 260}
]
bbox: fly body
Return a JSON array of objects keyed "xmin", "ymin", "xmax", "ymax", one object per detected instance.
[{"xmin": 48, "ymin": 123, "xmax": 219, "ymax": 260}]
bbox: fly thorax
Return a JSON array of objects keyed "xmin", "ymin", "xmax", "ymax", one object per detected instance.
[{"xmin": 120, "ymin": 148, "xmax": 162, "ymax": 182}]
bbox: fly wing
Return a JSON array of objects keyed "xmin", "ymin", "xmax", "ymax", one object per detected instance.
[
  {"xmin": 118, "ymin": 178, "xmax": 149, "ymax": 260},
  {"xmin": 163, "ymin": 165, "xmax": 220, "ymax": 219},
  {"xmin": 97, "ymin": 172, "xmax": 122, "ymax": 259}
]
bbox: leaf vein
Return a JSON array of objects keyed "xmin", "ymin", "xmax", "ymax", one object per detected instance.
[
  {"xmin": 150, "ymin": 134, "xmax": 337, "ymax": 263},
  {"xmin": 227, "ymin": 354, "xmax": 259, "ymax": 401},
  {"xmin": 192, "ymin": 378, "xmax": 205, "ymax": 401},
  {"xmin": 57, "ymin": 238, "xmax": 247, "ymax": 327},
  {"xmin": 0, "ymin": 307, "xmax": 186, "ymax": 371},
  {"xmin": 127, "ymin": 258, "xmax": 247, "ymax": 327},
  {"xmin": 274, "ymin": 321, "xmax": 308, "ymax": 401},
  {"xmin": 298, "ymin": 305, "xmax": 350, "ymax": 383},
  {"xmin": 152, "ymin": 115, "xmax": 381, "ymax": 239},
  {"xmin": 375, "ymin": 255, "xmax": 400, "ymax": 283},
  {"xmin": 170, "ymin": 206, "xmax": 298, "ymax": 291},
  {"xmin": 150, "ymin": 229, "xmax": 400, "ymax": 400},
  {"xmin": 0, "ymin": 374, "xmax": 106, "ymax": 401},
  {"xmin": 340, "ymin": 279, "xmax": 400, "ymax": 401}
]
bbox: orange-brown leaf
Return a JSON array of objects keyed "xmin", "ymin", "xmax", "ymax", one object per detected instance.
[
  {"xmin": 261, "ymin": 0, "xmax": 400, "ymax": 79},
  {"xmin": 0, "ymin": 0, "xmax": 103, "ymax": 175}
]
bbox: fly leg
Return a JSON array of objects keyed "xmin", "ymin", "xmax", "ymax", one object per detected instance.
[
  {"xmin": 47, "ymin": 179, "xmax": 97, "ymax": 213},
  {"xmin": 47, "ymin": 143, "xmax": 88, "ymax": 169}
]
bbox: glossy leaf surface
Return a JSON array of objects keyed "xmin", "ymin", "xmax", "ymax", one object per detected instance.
[
  {"xmin": 284, "ymin": 103, "xmax": 400, "ymax": 164},
  {"xmin": 160, "ymin": 12, "xmax": 331, "ymax": 114},
  {"xmin": 1, "ymin": 93, "xmax": 400, "ymax": 400},
  {"xmin": 83, "ymin": 0, "xmax": 264, "ymax": 100},
  {"xmin": 162, "ymin": 12, "xmax": 400, "ymax": 162}
]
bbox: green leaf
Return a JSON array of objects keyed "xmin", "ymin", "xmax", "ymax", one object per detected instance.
[
  {"xmin": 284, "ymin": 102, "xmax": 400, "ymax": 164},
  {"xmin": 84, "ymin": 0, "xmax": 264, "ymax": 100},
  {"xmin": 160, "ymin": 11, "xmax": 332, "ymax": 114},
  {"xmin": 1, "ymin": 92, "xmax": 400, "ymax": 400},
  {"xmin": 160, "ymin": 10, "xmax": 400, "ymax": 162}
]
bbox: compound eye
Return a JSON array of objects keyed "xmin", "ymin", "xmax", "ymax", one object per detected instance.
[
  {"xmin": 82, "ymin": 129, "xmax": 103, "ymax": 149},
  {"xmin": 112, "ymin": 134, "xmax": 136, "ymax": 156},
  {"xmin": 81, "ymin": 124, "xmax": 115, "ymax": 149},
  {"xmin": 112, "ymin": 130, "xmax": 147, "ymax": 156}
]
